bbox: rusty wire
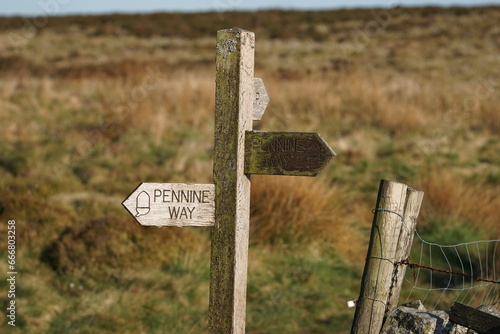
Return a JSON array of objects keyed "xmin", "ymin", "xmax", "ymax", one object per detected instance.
[{"xmin": 397, "ymin": 257, "xmax": 500, "ymax": 285}]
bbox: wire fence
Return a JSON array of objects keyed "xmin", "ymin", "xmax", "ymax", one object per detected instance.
[
  {"xmin": 401, "ymin": 234, "xmax": 500, "ymax": 311},
  {"xmin": 351, "ymin": 180, "xmax": 499, "ymax": 334}
]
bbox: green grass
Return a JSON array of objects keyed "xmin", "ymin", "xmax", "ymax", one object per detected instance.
[
  {"xmin": 246, "ymin": 246, "xmax": 360, "ymax": 333},
  {"xmin": 0, "ymin": 6, "xmax": 499, "ymax": 333}
]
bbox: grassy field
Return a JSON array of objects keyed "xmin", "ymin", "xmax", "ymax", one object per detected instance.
[{"xmin": 0, "ymin": 6, "xmax": 499, "ymax": 333}]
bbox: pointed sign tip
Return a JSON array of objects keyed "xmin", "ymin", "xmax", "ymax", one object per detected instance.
[{"xmin": 253, "ymin": 78, "xmax": 269, "ymax": 121}]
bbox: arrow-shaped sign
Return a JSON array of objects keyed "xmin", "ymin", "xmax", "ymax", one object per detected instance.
[
  {"xmin": 122, "ymin": 183, "xmax": 215, "ymax": 227},
  {"xmin": 253, "ymin": 78, "xmax": 269, "ymax": 121},
  {"xmin": 244, "ymin": 131, "xmax": 336, "ymax": 176}
]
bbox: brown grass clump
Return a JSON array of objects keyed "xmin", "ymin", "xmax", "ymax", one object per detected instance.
[
  {"xmin": 250, "ymin": 176, "xmax": 364, "ymax": 257},
  {"xmin": 42, "ymin": 216, "xmax": 209, "ymax": 280},
  {"xmin": 480, "ymin": 99, "xmax": 500, "ymax": 135},
  {"xmin": 416, "ymin": 169, "xmax": 500, "ymax": 236}
]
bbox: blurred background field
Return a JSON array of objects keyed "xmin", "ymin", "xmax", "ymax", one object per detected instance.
[{"xmin": 0, "ymin": 6, "xmax": 499, "ymax": 333}]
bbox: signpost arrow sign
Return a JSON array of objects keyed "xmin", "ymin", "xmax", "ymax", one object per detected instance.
[
  {"xmin": 253, "ymin": 78, "xmax": 269, "ymax": 121},
  {"xmin": 244, "ymin": 131, "xmax": 336, "ymax": 176},
  {"xmin": 121, "ymin": 28, "xmax": 338, "ymax": 333},
  {"xmin": 122, "ymin": 183, "xmax": 215, "ymax": 227}
]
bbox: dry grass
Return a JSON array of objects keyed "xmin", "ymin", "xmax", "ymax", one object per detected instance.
[
  {"xmin": 416, "ymin": 169, "xmax": 500, "ymax": 237},
  {"xmin": 250, "ymin": 176, "xmax": 365, "ymax": 259},
  {"xmin": 42, "ymin": 216, "xmax": 210, "ymax": 281},
  {"xmin": 0, "ymin": 7, "xmax": 499, "ymax": 333}
]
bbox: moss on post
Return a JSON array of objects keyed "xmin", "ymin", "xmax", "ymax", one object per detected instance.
[{"xmin": 209, "ymin": 28, "xmax": 255, "ymax": 334}]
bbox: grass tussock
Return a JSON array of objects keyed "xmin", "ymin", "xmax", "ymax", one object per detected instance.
[
  {"xmin": 250, "ymin": 176, "xmax": 364, "ymax": 258},
  {"xmin": 417, "ymin": 169, "xmax": 500, "ymax": 238},
  {"xmin": 42, "ymin": 216, "xmax": 209, "ymax": 282}
]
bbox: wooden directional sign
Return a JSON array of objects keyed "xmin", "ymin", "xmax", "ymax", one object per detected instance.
[
  {"xmin": 121, "ymin": 28, "xmax": 338, "ymax": 334},
  {"xmin": 244, "ymin": 131, "xmax": 336, "ymax": 176},
  {"xmin": 253, "ymin": 78, "xmax": 269, "ymax": 120},
  {"xmin": 122, "ymin": 183, "xmax": 215, "ymax": 227}
]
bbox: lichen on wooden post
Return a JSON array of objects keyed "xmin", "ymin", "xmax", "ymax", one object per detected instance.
[
  {"xmin": 350, "ymin": 180, "xmax": 425, "ymax": 334},
  {"xmin": 351, "ymin": 180, "xmax": 408, "ymax": 334},
  {"xmin": 209, "ymin": 27, "xmax": 255, "ymax": 334},
  {"xmin": 385, "ymin": 187, "xmax": 424, "ymax": 315}
]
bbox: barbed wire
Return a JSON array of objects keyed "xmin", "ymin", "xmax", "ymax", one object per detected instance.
[
  {"xmin": 397, "ymin": 257, "xmax": 500, "ymax": 285},
  {"xmin": 359, "ymin": 204, "xmax": 500, "ymax": 315}
]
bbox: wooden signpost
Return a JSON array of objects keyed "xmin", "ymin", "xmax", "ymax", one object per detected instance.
[{"xmin": 122, "ymin": 27, "xmax": 336, "ymax": 334}]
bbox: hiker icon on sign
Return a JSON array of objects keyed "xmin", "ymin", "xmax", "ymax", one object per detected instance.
[{"xmin": 135, "ymin": 191, "xmax": 151, "ymax": 217}]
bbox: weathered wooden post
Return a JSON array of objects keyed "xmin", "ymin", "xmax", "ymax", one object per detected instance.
[
  {"xmin": 123, "ymin": 27, "xmax": 336, "ymax": 333},
  {"xmin": 209, "ymin": 28, "xmax": 336, "ymax": 333},
  {"xmin": 209, "ymin": 27, "xmax": 255, "ymax": 334},
  {"xmin": 350, "ymin": 180, "xmax": 424, "ymax": 334},
  {"xmin": 386, "ymin": 187, "xmax": 424, "ymax": 313}
]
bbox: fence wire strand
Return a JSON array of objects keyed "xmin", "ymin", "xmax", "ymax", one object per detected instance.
[
  {"xmin": 365, "ymin": 208, "xmax": 500, "ymax": 312},
  {"xmin": 403, "ymin": 232, "xmax": 500, "ymax": 310}
]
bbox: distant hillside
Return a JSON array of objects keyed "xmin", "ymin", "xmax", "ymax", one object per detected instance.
[{"xmin": 0, "ymin": 6, "xmax": 497, "ymax": 40}]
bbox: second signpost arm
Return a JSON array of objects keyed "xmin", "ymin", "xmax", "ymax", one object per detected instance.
[{"xmin": 209, "ymin": 28, "xmax": 255, "ymax": 334}]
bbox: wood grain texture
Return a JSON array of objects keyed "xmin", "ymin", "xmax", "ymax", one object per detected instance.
[
  {"xmin": 385, "ymin": 187, "xmax": 424, "ymax": 315},
  {"xmin": 244, "ymin": 131, "xmax": 336, "ymax": 176},
  {"xmin": 351, "ymin": 180, "xmax": 408, "ymax": 334},
  {"xmin": 450, "ymin": 302, "xmax": 500, "ymax": 334},
  {"xmin": 209, "ymin": 27, "xmax": 254, "ymax": 334},
  {"xmin": 121, "ymin": 183, "xmax": 215, "ymax": 227}
]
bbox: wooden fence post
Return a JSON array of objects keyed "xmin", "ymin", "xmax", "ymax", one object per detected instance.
[
  {"xmin": 351, "ymin": 180, "xmax": 409, "ymax": 334},
  {"xmin": 385, "ymin": 187, "xmax": 424, "ymax": 314},
  {"xmin": 208, "ymin": 28, "xmax": 255, "ymax": 334}
]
